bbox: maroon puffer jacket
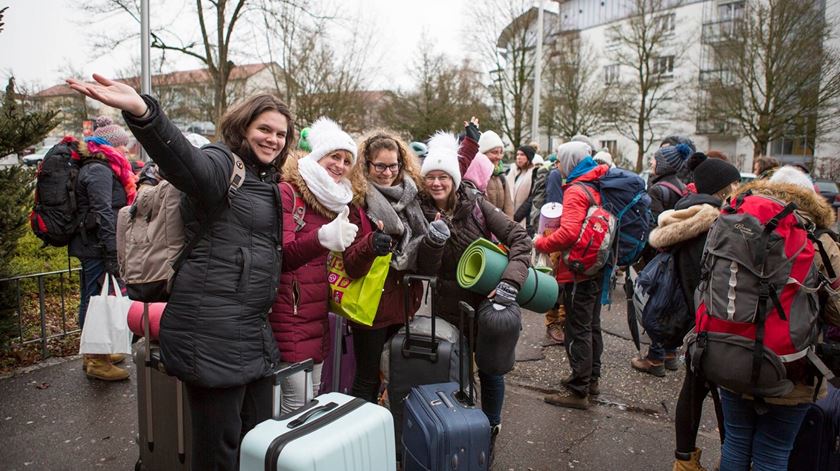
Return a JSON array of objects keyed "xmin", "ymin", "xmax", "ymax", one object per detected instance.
[
  {"xmin": 269, "ymin": 158, "xmax": 335, "ymax": 363},
  {"xmin": 342, "ymin": 204, "xmax": 423, "ymax": 330}
]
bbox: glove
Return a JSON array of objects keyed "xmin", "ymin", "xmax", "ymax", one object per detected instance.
[
  {"xmin": 465, "ymin": 121, "xmax": 481, "ymax": 142},
  {"xmin": 104, "ymin": 252, "xmax": 121, "ymax": 277},
  {"xmin": 428, "ymin": 219, "xmax": 451, "ymax": 245},
  {"xmin": 371, "ymin": 231, "xmax": 393, "ymax": 256},
  {"xmin": 318, "ymin": 207, "xmax": 358, "ymax": 252},
  {"xmin": 493, "ymin": 281, "xmax": 519, "ymax": 306}
]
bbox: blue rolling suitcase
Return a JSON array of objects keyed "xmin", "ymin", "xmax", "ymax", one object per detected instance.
[
  {"xmin": 402, "ymin": 301, "xmax": 491, "ymax": 470},
  {"xmin": 240, "ymin": 360, "xmax": 396, "ymax": 471}
]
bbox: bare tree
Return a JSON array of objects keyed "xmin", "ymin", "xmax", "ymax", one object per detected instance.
[
  {"xmin": 542, "ymin": 33, "xmax": 613, "ymax": 141},
  {"xmin": 474, "ymin": 0, "xmax": 541, "ymax": 147},
  {"xmin": 381, "ymin": 41, "xmax": 494, "ymax": 142},
  {"xmin": 608, "ymin": 0, "xmax": 691, "ymax": 171},
  {"xmin": 702, "ymin": 0, "xmax": 840, "ymax": 158}
]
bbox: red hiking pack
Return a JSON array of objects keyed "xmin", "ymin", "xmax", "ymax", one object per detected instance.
[
  {"xmin": 689, "ymin": 192, "xmax": 825, "ymax": 398},
  {"xmin": 561, "ymin": 184, "xmax": 617, "ymax": 277}
]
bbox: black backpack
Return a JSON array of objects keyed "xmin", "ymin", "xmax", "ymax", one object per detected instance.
[{"xmin": 29, "ymin": 138, "xmax": 102, "ymax": 247}]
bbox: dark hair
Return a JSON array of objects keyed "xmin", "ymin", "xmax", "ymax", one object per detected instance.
[
  {"xmin": 359, "ymin": 131, "xmax": 423, "ymax": 188},
  {"xmin": 754, "ymin": 156, "xmax": 780, "ymax": 175},
  {"xmin": 219, "ymin": 94, "xmax": 295, "ymax": 167}
]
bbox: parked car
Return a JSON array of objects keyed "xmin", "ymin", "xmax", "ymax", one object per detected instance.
[
  {"xmin": 739, "ymin": 172, "xmax": 757, "ymax": 184},
  {"xmin": 22, "ymin": 146, "xmax": 52, "ymax": 167},
  {"xmin": 814, "ymin": 179, "xmax": 840, "ymax": 208}
]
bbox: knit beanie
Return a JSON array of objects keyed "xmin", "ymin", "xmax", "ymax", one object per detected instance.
[
  {"xmin": 660, "ymin": 135, "xmax": 696, "ymax": 154},
  {"xmin": 93, "ymin": 116, "xmax": 113, "ymax": 131},
  {"xmin": 593, "ymin": 151, "xmax": 613, "ymax": 167},
  {"xmin": 463, "ymin": 152, "xmax": 494, "ymax": 192},
  {"xmin": 518, "ymin": 145, "xmax": 536, "ymax": 162},
  {"xmin": 302, "ymin": 117, "xmax": 357, "ymax": 164},
  {"xmin": 654, "ymin": 143, "xmax": 692, "ymax": 175},
  {"xmin": 532, "ymin": 153, "xmax": 544, "ymax": 165},
  {"xmin": 557, "ymin": 141, "xmax": 592, "ymax": 178},
  {"xmin": 770, "ymin": 166, "xmax": 815, "ymax": 192},
  {"xmin": 693, "ymin": 158, "xmax": 740, "ymax": 195},
  {"xmin": 570, "ymin": 134, "xmax": 595, "ymax": 154},
  {"xmin": 478, "ymin": 130, "xmax": 504, "ymax": 154},
  {"xmin": 421, "ymin": 132, "xmax": 462, "ymax": 188},
  {"xmin": 93, "ymin": 123, "xmax": 130, "ymax": 148}
]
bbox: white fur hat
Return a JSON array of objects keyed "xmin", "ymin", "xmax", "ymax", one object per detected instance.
[
  {"xmin": 303, "ymin": 117, "xmax": 357, "ymax": 164},
  {"xmin": 421, "ymin": 132, "xmax": 462, "ymax": 189},
  {"xmin": 478, "ymin": 130, "xmax": 504, "ymax": 154},
  {"xmin": 769, "ymin": 165, "xmax": 815, "ymax": 192}
]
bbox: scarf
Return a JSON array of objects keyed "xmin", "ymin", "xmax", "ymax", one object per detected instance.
[
  {"xmin": 566, "ymin": 156, "xmax": 598, "ymax": 183},
  {"xmin": 297, "ymin": 156, "xmax": 353, "ymax": 213},
  {"xmin": 492, "ymin": 162, "xmax": 506, "ymax": 177},
  {"xmin": 85, "ymin": 138, "xmax": 137, "ymax": 205},
  {"xmin": 366, "ymin": 178, "xmax": 428, "ymax": 271}
]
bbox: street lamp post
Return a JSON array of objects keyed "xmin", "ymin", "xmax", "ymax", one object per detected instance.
[
  {"xmin": 140, "ymin": 0, "xmax": 150, "ymax": 162},
  {"xmin": 531, "ymin": 0, "xmax": 544, "ymax": 146}
]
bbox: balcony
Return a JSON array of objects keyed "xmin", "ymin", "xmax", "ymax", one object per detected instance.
[
  {"xmin": 701, "ymin": 19, "xmax": 739, "ymax": 44},
  {"xmin": 698, "ymin": 69, "xmax": 735, "ymax": 88}
]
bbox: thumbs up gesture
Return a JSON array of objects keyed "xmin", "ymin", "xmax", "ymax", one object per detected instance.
[{"xmin": 317, "ymin": 207, "xmax": 359, "ymax": 252}]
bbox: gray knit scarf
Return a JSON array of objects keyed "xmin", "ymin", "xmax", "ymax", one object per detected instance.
[{"xmin": 365, "ymin": 177, "xmax": 428, "ymax": 271}]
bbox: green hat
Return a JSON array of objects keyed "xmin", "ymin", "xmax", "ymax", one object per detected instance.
[{"xmin": 298, "ymin": 127, "xmax": 312, "ymax": 152}]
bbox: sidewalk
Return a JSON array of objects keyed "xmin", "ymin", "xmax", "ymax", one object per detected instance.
[{"xmin": 0, "ymin": 284, "xmax": 721, "ymax": 470}]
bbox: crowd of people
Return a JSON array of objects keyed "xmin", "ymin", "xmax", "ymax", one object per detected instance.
[{"xmin": 61, "ymin": 74, "xmax": 840, "ymax": 471}]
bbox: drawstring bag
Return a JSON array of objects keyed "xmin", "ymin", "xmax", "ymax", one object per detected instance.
[
  {"xmin": 475, "ymin": 299, "xmax": 521, "ymax": 375},
  {"xmin": 328, "ymin": 252, "xmax": 392, "ymax": 326},
  {"xmin": 79, "ymin": 274, "xmax": 133, "ymax": 354}
]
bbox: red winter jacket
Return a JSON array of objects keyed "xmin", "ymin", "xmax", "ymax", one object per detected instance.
[
  {"xmin": 269, "ymin": 158, "xmax": 335, "ymax": 364},
  {"xmin": 342, "ymin": 205, "xmax": 423, "ymax": 330},
  {"xmin": 535, "ymin": 165, "xmax": 608, "ymax": 284}
]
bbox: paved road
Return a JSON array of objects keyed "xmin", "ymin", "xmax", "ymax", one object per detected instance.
[{"xmin": 0, "ymin": 282, "xmax": 721, "ymax": 470}]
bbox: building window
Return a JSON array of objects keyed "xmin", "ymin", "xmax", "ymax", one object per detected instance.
[
  {"xmin": 718, "ymin": 1, "xmax": 745, "ymax": 21},
  {"xmin": 652, "ymin": 56, "xmax": 675, "ymax": 77},
  {"xmin": 654, "ymin": 13, "xmax": 676, "ymax": 33},
  {"xmin": 599, "ymin": 140, "xmax": 618, "ymax": 156},
  {"xmin": 604, "ymin": 64, "xmax": 620, "ymax": 84}
]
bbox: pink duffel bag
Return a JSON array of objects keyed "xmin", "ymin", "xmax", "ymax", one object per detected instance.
[{"xmin": 126, "ymin": 301, "xmax": 166, "ymax": 340}]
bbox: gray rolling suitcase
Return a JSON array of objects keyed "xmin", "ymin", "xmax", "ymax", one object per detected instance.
[{"xmin": 133, "ymin": 303, "xmax": 191, "ymax": 471}]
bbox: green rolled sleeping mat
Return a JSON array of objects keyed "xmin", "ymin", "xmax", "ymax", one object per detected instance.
[{"xmin": 457, "ymin": 238, "xmax": 559, "ymax": 312}]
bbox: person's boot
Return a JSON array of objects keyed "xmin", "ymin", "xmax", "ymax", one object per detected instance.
[
  {"xmin": 588, "ymin": 378, "xmax": 600, "ymax": 396},
  {"xmin": 672, "ymin": 448, "xmax": 707, "ymax": 471},
  {"xmin": 488, "ymin": 424, "xmax": 500, "ymax": 467},
  {"xmin": 664, "ymin": 352, "xmax": 680, "ymax": 371},
  {"xmin": 85, "ymin": 354, "xmax": 129, "ymax": 381},
  {"xmin": 108, "ymin": 353, "xmax": 126, "ymax": 365},
  {"xmin": 631, "ymin": 356, "xmax": 666, "ymax": 377},
  {"xmin": 544, "ymin": 389, "xmax": 589, "ymax": 410},
  {"xmin": 545, "ymin": 322, "xmax": 565, "ymax": 344}
]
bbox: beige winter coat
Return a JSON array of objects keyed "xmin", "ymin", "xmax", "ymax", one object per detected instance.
[{"xmin": 485, "ymin": 174, "xmax": 513, "ymax": 217}]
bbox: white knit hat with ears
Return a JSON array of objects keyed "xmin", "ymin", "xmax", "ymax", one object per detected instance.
[
  {"xmin": 302, "ymin": 117, "xmax": 357, "ymax": 165},
  {"xmin": 421, "ymin": 131, "xmax": 462, "ymax": 189}
]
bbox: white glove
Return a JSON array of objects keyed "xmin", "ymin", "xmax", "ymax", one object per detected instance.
[{"xmin": 317, "ymin": 207, "xmax": 358, "ymax": 252}]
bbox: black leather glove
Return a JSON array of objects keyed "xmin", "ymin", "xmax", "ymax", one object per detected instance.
[
  {"xmin": 371, "ymin": 231, "xmax": 393, "ymax": 256},
  {"xmin": 104, "ymin": 252, "xmax": 121, "ymax": 277},
  {"xmin": 465, "ymin": 121, "xmax": 481, "ymax": 142}
]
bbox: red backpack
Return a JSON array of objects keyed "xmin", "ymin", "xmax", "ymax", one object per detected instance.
[
  {"xmin": 689, "ymin": 192, "xmax": 827, "ymax": 398},
  {"xmin": 561, "ymin": 184, "xmax": 617, "ymax": 277}
]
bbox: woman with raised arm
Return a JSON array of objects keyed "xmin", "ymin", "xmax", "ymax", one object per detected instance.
[{"xmin": 68, "ymin": 74, "xmax": 293, "ymax": 471}]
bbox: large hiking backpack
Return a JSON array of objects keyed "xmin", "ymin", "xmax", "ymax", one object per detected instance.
[
  {"xmin": 633, "ymin": 250, "xmax": 692, "ymax": 349},
  {"xmin": 29, "ymin": 137, "xmax": 99, "ymax": 247},
  {"xmin": 594, "ymin": 168, "xmax": 653, "ymax": 267},
  {"xmin": 689, "ymin": 192, "xmax": 824, "ymax": 398},
  {"xmin": 562, "ymin": 184, "xmax": 616, "ymax": 276},
  {"xmin": 116, "ymin": 150, "xmax": 245, "ymax": 302}
]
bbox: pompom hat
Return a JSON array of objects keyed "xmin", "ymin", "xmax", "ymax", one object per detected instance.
[
  {"xmin": 421, "ymin": 131, "xmax": 462, "ymax": 189},
  {"xmin": 302, "ymin": 117, "xmax": 357, "ymax": 164},
  {"xmin": 93, "ymin": 123, "xmax": 130, "ymax": 148}
]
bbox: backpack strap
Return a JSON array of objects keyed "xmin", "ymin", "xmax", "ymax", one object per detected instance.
[
  {"xmin": 172, "ymin": 152, "xmax": 247, "ymax": 272},
  {"xmin": 574, "ymin": 182, "xmax": 599, "ymax": 207},
  {"xmin": 811, "ymin": 229, "xmax": 838, "ymax": 280},
  {"xmin": 657, "ymin": 181, "xmax": 686, "ymax": 199},
  {"xmin": 281, "ymin": 182, "xmax": 307, "ymax": 232}
]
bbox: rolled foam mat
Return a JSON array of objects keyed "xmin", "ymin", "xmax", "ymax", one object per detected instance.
[{"xmin": 457, "ymin": 238, "xmax": 559, "ymax": 312}]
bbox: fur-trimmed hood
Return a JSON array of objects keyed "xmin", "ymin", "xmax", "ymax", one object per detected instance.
[
  {"xmin": 738, "ymin": 179, "xmax": 836, "ymax": 229},
  {"xmin": 649, "ymin": 204, "xmax": 720, "ymax": 249},
  {"xmin": 280, "ymin": 154, "xmax": 336, "ymax": 219}
]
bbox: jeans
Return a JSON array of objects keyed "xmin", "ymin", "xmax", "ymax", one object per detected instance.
[
  {"xmin": 478, "ymin": 370, "xmax": 505, "ymax": 427},
  {"xmin": 278, "ymin": 361, "xmax": 322, "ymax": 414},
  {"xmin": 78, "ymin": 257, "xmax": 105, "ymax": 329},
  {"xmin": 185, "ymin": 375, "xmax": 273, "ymax": 471},
  {"xmin": 648, "ymin": 342, "xmax": 677, "ymax": 361},
  {"xmin": 351, "ymin": 324, "xmax": 401, "ymax": 403},
  {"xmin": 719, "ymin": 388, "xmax": 809, "ymax": 471},
  {"xmin": 560, "ymin": 279, "xmax": 604, "ymax": 396}
]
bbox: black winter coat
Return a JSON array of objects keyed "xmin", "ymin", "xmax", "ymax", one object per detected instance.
[
  {"xmin": 68, "ymin": 160, "xmax": 126, "ymax": 259},
  {"xmin": 124, "ymin": 96, "xmax": 282, "ymax": 389}
]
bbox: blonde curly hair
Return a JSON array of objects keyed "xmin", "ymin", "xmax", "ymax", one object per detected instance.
[{"xmin": 350, "ymin": 130, "xmax": 423, "ymax": 204}]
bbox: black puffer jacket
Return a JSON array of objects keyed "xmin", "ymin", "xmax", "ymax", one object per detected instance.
[
  {"xmin": 417, "ymin": 185, "xmax": 531, "ymax": 326},
  {"xmin": 68, "ymin": 160, "xmax": 126, "ymax": 259},
  {"xmin": 124, "ymin": 96, "xmax": 282, "ymax": 389}
]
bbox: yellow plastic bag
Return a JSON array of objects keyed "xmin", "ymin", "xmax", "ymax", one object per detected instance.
[{"xmin": 328, "ymin": 251, "xmax": 392, "ymax": 326}]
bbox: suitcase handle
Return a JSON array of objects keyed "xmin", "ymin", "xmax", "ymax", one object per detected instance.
[
  {"xmin": 272, "ymin": 359, "xmax": 314, "ymax": 386},
  {"xmin": 286, "ymin": 402, "xmax": 338, "ymax": 429},
  {"xmin": 270, "ymin": 359, "xmax": 315, "ymax": 420},
  {"xmin": 457, "ymin": 301, "xmax": 476, "ymax": 406},
  {"xmin": 402, "ymin": 275, "xmax": 439, "ymax": 359}
]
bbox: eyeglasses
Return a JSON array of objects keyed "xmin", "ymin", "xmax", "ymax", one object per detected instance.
[
  {"xmin": 368, "ymin": 162, "xmax": 401, "ymax": 173},
  {"xmin": 424, "ymin": 175, "xmax": 451, "ymax": 183}
]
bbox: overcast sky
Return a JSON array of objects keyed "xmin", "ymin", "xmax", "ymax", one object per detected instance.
[{"xmin": 0, "ymin": 0, "xmax": 470, "ymax": 92}]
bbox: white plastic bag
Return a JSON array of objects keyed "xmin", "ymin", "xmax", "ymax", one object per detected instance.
[{"xmin": 79, "ymin": 274, "xmax": 133, "ymax": 354}]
